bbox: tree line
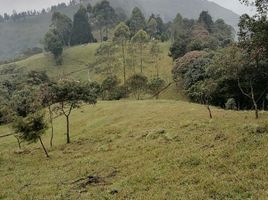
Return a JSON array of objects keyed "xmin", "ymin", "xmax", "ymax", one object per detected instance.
[
  {"xmin": 0, "ymin": 2, "xmax": 71, "ymax": 23},
  {"xmin": 172, "ymin": 0, "xmax": 268, "ymax": 119}
]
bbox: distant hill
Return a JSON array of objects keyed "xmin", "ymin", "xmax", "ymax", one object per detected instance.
[{"xmin": 0, "ymin": 0, "xmax": 240, "ymax": 61}]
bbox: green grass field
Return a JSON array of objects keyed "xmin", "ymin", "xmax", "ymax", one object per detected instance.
[{"xmin": 1, "ymin": 100, "xmax": 268, "ymax": 199}]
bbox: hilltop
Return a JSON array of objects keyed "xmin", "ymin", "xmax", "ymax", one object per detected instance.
[{"xmin": 0, "ymin": 0, "xmax": 239, "ymax": 60}]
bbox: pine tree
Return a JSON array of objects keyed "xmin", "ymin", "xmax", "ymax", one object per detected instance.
[
  {"xmin": 127, "ymin": 7, "xmax": 146, "ymax": 36},
  {"xmin": 70, "ymin": 6, "xmax": 94, "ymax": 45}
]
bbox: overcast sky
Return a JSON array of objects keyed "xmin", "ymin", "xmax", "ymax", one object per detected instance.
[{"xmin": 0, "ymin": 0, "xmax": 255, "ymax": 15}]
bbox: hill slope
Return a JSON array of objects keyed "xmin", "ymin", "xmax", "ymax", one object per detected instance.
[
  {"xmin": 1, "ymin": 100, "xmax": 268, "ymax": 199},
  {"xmin": 0, "ymin": 42, "xmax": 184, "ymax": 100},
  {"xmin": 0, "ymin": 0, "xmax": 239, "ymax": 60}
]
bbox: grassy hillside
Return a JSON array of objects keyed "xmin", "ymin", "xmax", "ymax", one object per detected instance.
[
  {"xmin": 0, "ymin": 41, "xmax": 184, "ymax": 100},
  {"xmin": 1, "ymin": 100, "xmax": 268, "ymax": 199}
]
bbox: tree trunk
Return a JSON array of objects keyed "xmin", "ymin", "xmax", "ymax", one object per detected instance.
[
  {"xmin": 253, "ymin": 100, "xmax": 259, "ymax": 119},
  {"xmin": 122, "ymin": 44, "xmax": 126, "ymax": 84},
  {"xmin": 39, "ymin": 137, "xmax": 49, "ymax": 158},
  {"xmin": 99, "ymin": 28, "xmax": 103, "ymax": 42},
  {"xmin": 105, "ymin": 27, "xmax": 109, "ymax": 40},
  {"xmin": 140, "ymin": 45, "xmax": 143, "ymax": 73},
  {"xmin": 207, "ymin": 104, "xmax": 213, "ymax": 119},
  {"xmin": 49, "ymin": 106, "xmax": 54, "ymax": 148},
  {"xmin": 15, "ymin": 136, "xmax": 21, "ymax": 149},
  {"xmin": 66, "ymin": 115, "xmax": 70, "ymax": 144},
  {"xmin": 250, "ymin": 82, "xmax": 259, "ymax": 119},
  {"xmin": 238, "ymin": 79, "xmax": 259, "ymax": 119}
]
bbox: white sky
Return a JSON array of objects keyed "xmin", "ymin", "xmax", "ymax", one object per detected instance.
[{"xmin": 0, "ymin": 0, "xmax": 255, "ymax": 15}]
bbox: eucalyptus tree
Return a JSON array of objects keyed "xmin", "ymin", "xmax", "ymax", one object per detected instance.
[
  {"xmin": 131, "ymin": 30, "xmax": 149, "ymax": 73},
  {"xmin": 113, "ymin": 22, "xmax": 130, "ymax": 84}
]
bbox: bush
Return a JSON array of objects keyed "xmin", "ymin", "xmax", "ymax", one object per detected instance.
[
  {"xmin": 127, "ymin": 74, "xmax": 148, "ymax": 100},
  {"xmin": 225, "ymin": 98, "xmax": 237, "ymax": 110},
  {"xmin": 101, "ymin": 75, "xmax": 127, "ymax": 100},
  {"xmin": 147, "ymin": 77, "xmax": 166, "ymax": 99}
]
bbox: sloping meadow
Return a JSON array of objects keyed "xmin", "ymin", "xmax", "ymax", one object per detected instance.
[{"xmin": 1, "ymin": 100, "xmax": 268, "ymax": 199}]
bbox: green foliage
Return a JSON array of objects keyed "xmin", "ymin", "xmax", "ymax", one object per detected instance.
[
  {"xmin": 0, "ymin": 97, "xmax": 13, "ymax": 125},
  {"xmin": 239, "ymin": 14, "xmax": 268, "ymax": 58},
  {"xmin": 11, "ymin": 87, "xmax": 40, "ymax": 118},
  {"xmin": 127, "ymin": 73, "xmax": 148, "ymax": 100},
  {"xmin": 27, "ymin": 71, "xmax": 50, "ymax": 86},
  {"xmin": 101, "ymin": 75, "xmax": 126, "ymax": 100},
  {"xmin": 127, "ymin": 7, "xmax": 146, "ymax": 36},
  {"xmin": 198, "ymin": 11, "xmax": 214, "ymax": 33},
  {"xmin": 131, "ymin": 29, "xmax": 149, "ymax": 44},
  {"xmin": 147, "ymin": 77, "xmax": 166, "ymax": 99},
  {"xmin": 146, "ymin": 17, "xmax": 158, "ymax": 39},
  {"xmin": 51, "ymin": 12, "xmax": 73, "ymax": 46},
  {"xmin": 169, "ymin": 11, "xmax": 234, "ymax": 60},
  {"xmin": 92, "ymin": 0, "xmax": 118, "ymax": 41},
  {"xmin": 95, "ymin": 41, "xmax": 118, "ymax": 74},
  {"xmin": 113, "ymin": 22, "xmax": 130, "ymax": 83},
  {"xmin": 169, "ymin": 39, "xmax": 187, "ymax": 60},
  {"xmin": 70, "ymin": 6, "xmax": 94, "ymax": 45},
  {"xmin": 172, "ymin": 51, "xmax": 207, "ymax": 82},
  {"xmin": 51, "ymin": 80, "xmax": 98, "ymax": 106},
  {"xmin": 113, "ymin": 22, "xmax": 130, "ymax": 43},
  {"xmin": 131, "ymin": 29, "xmax": 149, "ymax": 73},
  {"xmin": 44, "ymin": 29, "xmax": 64, "ymax": 65},
  {"xmin": 225, "ymin": 98, "xmax": 237, "ymax": 110},
  {"xmin": 148, "ymin": 14, "xmax": 169, "ymax": 41},
  {"xmin": 13, "ymin": 111, "xmax": 47, "ymax": 144},
  {"xmin": 51, "ymin": 80, "xmax": 99, "ymax": 143},
  {"xmin": 150, "ymin": 41, "xmax": 162, "ymax": 76}
]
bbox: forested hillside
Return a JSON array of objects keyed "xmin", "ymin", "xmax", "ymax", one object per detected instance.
[{"xmin": 0, "ymin": 0, "xmax": 239, "ymax": 60}]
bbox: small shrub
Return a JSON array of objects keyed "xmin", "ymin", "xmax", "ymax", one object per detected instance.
[{"xmin": 225, "ymin": 98, "xmax": 237, "ymax": 110}]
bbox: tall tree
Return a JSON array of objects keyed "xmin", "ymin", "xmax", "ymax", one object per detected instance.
[
  {"xmin": 127, "ymin": 7, "xmax": 146, "ymax": 36},
  {"xmin": 92, "ymin": 0, "xmax": 118, "ymax": 41},
  {"xmin": 238, "ymin": 0, "xmax": 268, "ymax": 118},
  {"xmin": 171, "ymin": 13, "xmax": 184, "ymax": 41},
  {"xmin": 113, "ymin": 22, "xmax": 130, "ymax": 84},
  {"xmin": 51, "ymin": 12, "xmax": 72, "ymax": 46},
  {"xmin": 95, "ymin": 41, "xmax": 118, "ymax": 74},
  {"xmin": 70, "ymin": 6, "xmax": 94, "ymax": 45},
  {"xmin": 131, "ymin": 29, "xmax": 149, "ymax": 73},
  {"xmin": 44, "ymin": 29, "xmax": 64, "ymax": 65},
  {"xmin": 150, "ymin": 40, "xmax": 162, "ymax": 77},
  {"xmin": 198, "ymin": 11, "xmax": 214, "ymax": 33},
  {"xmin": 147, "ymin": 17, "xmax": 158, "ymax": 39}
]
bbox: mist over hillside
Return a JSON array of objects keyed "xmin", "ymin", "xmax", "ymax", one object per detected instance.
[{"xmin": 0, "ymin": 0, "xmax": 239, "ymax": 61}]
